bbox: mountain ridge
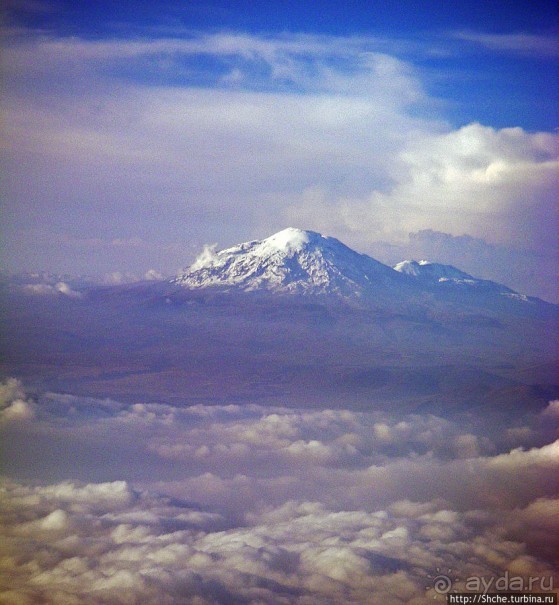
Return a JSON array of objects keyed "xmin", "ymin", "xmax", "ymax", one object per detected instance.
[
  {"xmin": 5, "ymin": 228, "xmax": 553, "ymax": 308},
  {"xmin": 173, "ymin": 227, "xmax": 403, "ymax": 298},
  {"xmin": 2, "ymin": 229, "xmax": 556, "ymax": 412},
  {"xmin": 172, "ymin": 227, "xmax": 547, "ymax": 307}
]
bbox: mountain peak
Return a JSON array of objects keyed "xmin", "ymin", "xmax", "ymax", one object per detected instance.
[
  {"xmin": 394, "ymin": 259, "xmax": 472, "ymax": 281},
  {"xmin": 173, "ymin": 228, "xmax": 398, "ymax": 296},
  {"xmin": 171, "ymin": 228, "xmax": 543, "ymax": 306},
  {"xmin": 393, "ymin": 259, "xmax": 524, "ymax": 298},
  {"xmin": 258, "ymin": 227, "xmax": 317, "ymax": 254}
]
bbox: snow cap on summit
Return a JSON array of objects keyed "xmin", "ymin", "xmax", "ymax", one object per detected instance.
[
  {"xmin": 394, "ymin": 260, "xmax": 473, "ymax": 280},
  {"xmin": 173, "ymin": 227, "xmax": 398, "ymax": 296},
  {"xmin": 262, "ymin": 227, "xmax": 312, "ymax": 252},
  {"xmin": 255, "ymin": 228, "xmax": 317, "ymax": 256},
  {"xmin": 392, "ymin": 259, "xmax": 520, "ymax": 295}
]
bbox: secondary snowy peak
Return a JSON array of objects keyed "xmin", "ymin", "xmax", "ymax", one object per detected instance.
[
  {"xmin": 393, "ymin": 259, "xmax": 526, "ymax": 298},
  {"xmin": 171, "ymin": 229, "xmax": 542, "ymax": 305},
  {"xmin": 394, "ymin": 260, "xmax": 476, "ymax": 283},
  {"xmin": 173, "ymin": 228, "xmax": 401, "ymax": 297}
]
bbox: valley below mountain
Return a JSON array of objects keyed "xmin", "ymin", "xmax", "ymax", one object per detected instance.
[
  {"xmin": 2, "ymin": 229, "xmax": 558, "ymax": 605},
  {"xmin": 2, "ymin": 229, "xmax": 557, "ymax": 420}
]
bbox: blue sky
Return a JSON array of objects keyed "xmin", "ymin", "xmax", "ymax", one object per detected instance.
[
  {"xmin": 10, "ymin": 0, "xmax": 559, "ymax": 38},
  {"xmin": 1, "ymin": 0, "xmax": 558, "ymax": 299}
]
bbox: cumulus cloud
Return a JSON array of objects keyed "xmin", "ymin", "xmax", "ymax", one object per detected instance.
[
  {"xmin": 54, "ymin": 282, "xmax": 82, "ymax": 298},
  {"xmin": 0, "ymin": 378, "xmax": 35, "ymax": 423},
  {"xmin": 542, "ymin": 400, "xmax": 559, "ymax": 421},
  {"xmin": 1, "ymin": 382, "xmax": 558, "ymax": 603},
  {"xmin": 143, "ymin": 269, "xmax": 165, "ymax": 281},
  {"xmin": 286, "ymin": 123, "xmax": 559, "ymax": 255},
  {"xmin": 22, "ymin": 394, "xmax": 499, "ymax": 478},
  {"xmin": 0, "ymin": 477, "xmax": 556, "ymax": 605},
  {"xmin": 20, "ymin": 281, "xmax": 82, "ymax": 298},
  {"xmin": 1, "ymin": 28, "xmax": 556, "ymax": 299}
]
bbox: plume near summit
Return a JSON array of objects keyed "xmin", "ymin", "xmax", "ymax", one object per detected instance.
[
  {"xmin": 1, "ymin": 226, "xmax": 558, "ymax": 604},
  {"xmin": 174, "ymin": 228, "xmax": 403, "ymax": 296},
  {"xmin": 173, "ymin": 228, "xmax": 549, "ymax": 308}
]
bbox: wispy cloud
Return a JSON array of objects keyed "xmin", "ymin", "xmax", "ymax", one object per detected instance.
[
  {"xmin": 1, "ymin": 28, "xmax": 557, "ymax": 299},
  {"xmin": 1, "ymin": 29, "xmax": 427, "ymax": 98},
  {"xmin": 453, "ymin": 31, "xmax": 559, "ymax": 57}
]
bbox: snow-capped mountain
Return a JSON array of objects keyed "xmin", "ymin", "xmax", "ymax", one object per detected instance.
[
  {"xmin": 392, "ymin": 259, "xmax": 527, "ymax": 299},
  {"xmin": 393, "ymin": 259, "xmax": 536, "ymax": 303},
  {"xmin": 394, "ymin": 260, "xmax": 477, "ymax": 282},
  {"xmin": 173, "ymin": 228, "xmax": 403, "ymax": 297},
  {"xmin": 3, "ymin": 229, "xmax": 556, "ymax": 413},
  {"xmin": 172, "ymin": 227, "xmax": 544, "ymax": 307}
]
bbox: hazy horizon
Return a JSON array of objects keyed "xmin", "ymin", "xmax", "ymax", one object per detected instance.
[{"xmin": 1, "ymin": 1, "xmax": 558, "ymax": 604}]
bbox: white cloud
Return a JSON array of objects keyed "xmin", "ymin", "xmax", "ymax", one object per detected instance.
[
  {"xmin": 19, "ymin": 281, "xmax": 82, "ymax": 298},
  {"xmin": 286, "ymin": 123, "xmax": 559, "ymax": 257},
  {"xmin": 1, "ymin": 477, "xmax": 556, "ymax": 605},
  {"xmin": 1, "ymin": 383, "xmax": 558, "ymax": 603},
  {"xmin": 542, "ymin": 400, "xmax": 559, "ymax": 421},
  {"xmin": 143, "ymin": 269, "xmax": 164, "ymax": 281},
  {"xmin": 54, "ymin": 282, "xmax": 82, "ymax": 298},
  {"xmin": 0, "ymin": 377, "xmax": 26, "ymax": 405},
  {"xmin": 1, "ymin": 30, "xmax": 426, "ymax": 97},
  {"xmin": 454, "ymin": 31, "xmax": 559, "ymax": 57},
  {"xmin": 21, "ymin": 283, "xmax": 59, "ymax": 296},
  {"xmin": 0, "ymin": 378, "xmax": 35, "ymax": 423},
  {"xmin": 6, "ymin": 386, "xmax": 555, "ymax": 514}
]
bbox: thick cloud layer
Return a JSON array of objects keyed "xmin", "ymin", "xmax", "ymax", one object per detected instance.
[
  {"xmin": 2, "ymin": 477, "xmax": 556, "ymax": 605},
  {"xmin": 1, "ymin": 380, "xmax": 557, "ymax": 604}
]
